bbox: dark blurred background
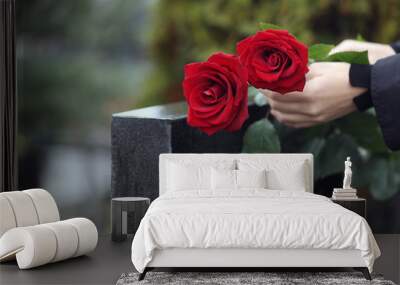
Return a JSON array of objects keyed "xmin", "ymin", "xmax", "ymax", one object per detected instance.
[{"xmin": 17, "ymin": 0, "xmax": 400, "ymax": 234}]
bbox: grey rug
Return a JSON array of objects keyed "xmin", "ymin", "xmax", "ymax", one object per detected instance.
[{"xmin": 116, "ymin": 272, "xmax": 396, "ymax": 285}]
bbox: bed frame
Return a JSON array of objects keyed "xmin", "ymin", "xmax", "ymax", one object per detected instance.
[{"xmin": 139, "ymin": 154, "xmax": 371, "ymax": 280}]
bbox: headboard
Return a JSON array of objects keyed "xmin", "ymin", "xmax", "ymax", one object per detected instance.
[{"xmin": 159, "ymin": 153, "xmax": 313, "ymax": 195}]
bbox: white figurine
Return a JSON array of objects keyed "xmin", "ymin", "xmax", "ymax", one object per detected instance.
[{"xmin": 343, "ymin": 157, "xmax": 352, "ymax": 189}]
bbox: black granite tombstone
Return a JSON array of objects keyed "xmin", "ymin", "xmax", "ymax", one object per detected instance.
[{"xmin": 111, "ymin": 101, "xmax": 267, "ymax": 200}]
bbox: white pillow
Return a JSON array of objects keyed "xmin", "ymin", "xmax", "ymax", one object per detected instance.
[
  {"xmin": 237, "ymin": 159, "xmax": 307, "ymax": 191},
  {"xmin": 166, "ymin": 159, "xmax": 235, "ymax": 192},
  {"xmin": 236, "ymin": 169, "xmax": 267, "ymax": 189},
  {"xmin": 167, "ymin": 162, "xmax": 210, "ymax": 191},
  {"xmin": 211, "ymin": 168, "xmax": 236, "ymax": 190},
  {"xmin": 211, "ymin": 168, "xmax": 268, "ymax": 190}
]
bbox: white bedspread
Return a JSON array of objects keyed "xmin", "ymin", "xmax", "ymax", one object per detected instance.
[{"xmin": 131, "ymin": 190, "xmax": 380, "ymax": 273}]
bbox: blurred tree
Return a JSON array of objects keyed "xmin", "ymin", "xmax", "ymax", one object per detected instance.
[
  {"xmin": 17, "ymin": 0, "xmax": 150, "ymax": 151},
  {"xmin": 16, "ymin": 0, "xmax": 153, "ymax": 233},
  {"xmin": 16, "ymin": 0, "xmax": 151, "ymax": 187}
]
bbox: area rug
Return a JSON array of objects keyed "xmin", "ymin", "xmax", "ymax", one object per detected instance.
[{"xmin": 116, "ymin": 272, "xmax": 396, "ymax": 285}]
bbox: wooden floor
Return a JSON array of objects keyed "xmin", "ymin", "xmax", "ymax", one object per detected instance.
[
  {"xmin": 0, "ymin": 235, "xmax": 398, "ymax": 284},
  {"xmin": 0, "ymin": 235, "xmax": 133, "ymax": 285},
  {"xmin": 374, "ymin": 234, "xmax": 400, "ymax": 284}
]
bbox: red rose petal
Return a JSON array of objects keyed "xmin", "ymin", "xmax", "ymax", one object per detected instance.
[
  {"xmin": 237, "ymin": 29, "xmax": 308, "ymax": 93},
  {"xmin": 183, "ymin": 52, "xmax": 249, "ymax": 135}
]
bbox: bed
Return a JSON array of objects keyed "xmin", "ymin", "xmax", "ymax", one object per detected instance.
[{"xmin": 131, "ymin": 153, "xmax": 380, "ymax": 280}]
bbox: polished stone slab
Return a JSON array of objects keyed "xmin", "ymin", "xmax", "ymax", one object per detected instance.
[{"xmin": 111, "ymin": 102, "xmax": 267, "ymax": 200}]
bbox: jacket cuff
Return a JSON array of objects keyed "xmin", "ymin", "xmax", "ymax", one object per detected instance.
[
  {"xmin": 371, "ymin": 54, "xmax": 400, "ymax": 151},
  {"xmin": 353, "ymin": 92, "xmax": 373, "ymax": 112},
  {"xmin": 349, "ymin": 64, "xmax": 372, "ymax": 111},
  {"xmin": 349, "ymin": 64, "xmax": 371, "ymax": 88},
  {"xmin": 390, "ymin": 41, "xmax": 400, "ymax": 53}
]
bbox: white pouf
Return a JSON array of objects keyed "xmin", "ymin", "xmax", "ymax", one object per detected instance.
[
  {"xmin": 0, "ymin": 196, "xmax": 17, "ymax": 237},
  {"xmin": 0, "ymin": 189, "xmax": 98, "ymax": 269},
  {"xmin": 1, "ymin": 191, "xmax": 40, "ymax": 227},
  {"xmin": 24, "ymin": 188, "xmax": 60, "ymax": 223}
]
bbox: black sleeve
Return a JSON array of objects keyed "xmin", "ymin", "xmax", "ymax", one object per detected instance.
[
  {"xmin": 390, "ymin": 41, "xmax": 400, "ymax": 53},
  {"xmin": 371, "ymin": 54, "xmax": 400, "ymax": 151},
  {"xmin": 350, "ymin": 64, "xmax": 373, "ymax": 112}
]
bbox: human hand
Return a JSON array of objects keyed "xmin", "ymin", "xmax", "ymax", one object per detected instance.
[
  {"xmin": 330, "ymin": 39, "xmax": 395, "ymax": 64},
  {"xmin": 262, "ymin": 62, "xmax": 367, "ymax": 128}
]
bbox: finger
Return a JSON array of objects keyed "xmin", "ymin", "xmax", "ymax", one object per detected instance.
[
  {"xmin": 269, "ymin": 91, "xmax": 305, "ymax": 102},
  {"xmin": 284, "ymin": 121, "xmax": 319, "ymax": 128},
  {"xmin": 265, "ymin": 77, "xmax": 320, "ymax": 102},
  {"xmin": 269, "ymin": 99, "xmax": 310, "ymax": 116},
  {"xmin": 305, "ymin": 62, "xmax": 328, "ymax": 80},
  {"xmin": 270, "ymin": 109, "xmax": 317, "ymax": 126},
  {"xmin": 261, "ymin": 89, "xmax": 303, "ymax": 103},
  {"xmin": 260, "ymin": 89, "xmax": 277, "ymax": 98},
  {"xmin": 268, "ymin": 78, "xmax": 324, "ymax": 116},
  {"xmin": 307, "ymin": 62, "xmax": 336, "ymax": 77},
  {"xmin": 305, "ymin": 70, "xmax": 314, "ymax": 81},
  {"xmin": 261, "ymin": 71, "xmax": 323, "ymax": 102}
]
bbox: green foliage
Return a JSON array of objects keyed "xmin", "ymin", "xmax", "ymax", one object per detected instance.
[
  {"xmin": 258, "ymin": 22, "xmax": 284, "ymax": 31},
  {"xmin": 315, "ymin": 133, "xmax": 362, "ymax": 179},
  {"xmin": 271, "ymin": 122, "xmax": 363, "ymax": 181},
  {"xmin": 147, "ymin": 0, "xmax": 400, "ymax": 106},
  {"xmin": 309, "ymin": 44, "xmax": 334, "ymax": 61},
  {"xmin": 147, "ymin": 0, "xmax": 400, "ymax": 200},
  {"xmin": 243, "ymin": 31, "xmax": 383, "ymax": 198},
  {"xmin": 335, "ymin": 113, "xmax": 387, "ymax": 153},
  {"xmin": 248, "ymin": 86, "xmax": 268, "ymax": 107},
  {"xmin": 309, "ymin": 44, "xmax": 369, "ymax": 64},
  {"xmin": 257, "ymin": 109, "xmax": 400, "ymax": 200},
  {"xmin": 356, "ymin": 34, "xmax": 366, "ymax": 42},
  {"xmin": 242, "ymin": 119, "xmax": 281, "ymax": 153},
  {"xmin": 326, "ymin": 51, "xmax": 369, "ymax": 64},
  {"xmin": 366, "ymin": 155, "xmax": 400, "ymax": 200}
]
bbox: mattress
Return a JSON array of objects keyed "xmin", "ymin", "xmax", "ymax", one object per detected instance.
[{"xmin": 131, "ymin": 190, "xmax": 380, "ymax": 273}]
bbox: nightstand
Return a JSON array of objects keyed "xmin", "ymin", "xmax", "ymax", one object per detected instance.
[
  {"xmin": 111, "ymin": 197, "xmax": 150, "ymax": 242},
  {"xmin": 331, "ymin": 198, "xmax": 366, "ymax": 218}
]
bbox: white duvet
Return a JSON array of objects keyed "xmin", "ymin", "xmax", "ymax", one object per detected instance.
[{"xmin": 131, "ymin": 190, "xmax": 380, "ymax": 273}]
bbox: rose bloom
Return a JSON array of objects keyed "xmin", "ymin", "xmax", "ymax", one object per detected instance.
[
  {"xmin": 183, "ymin": 52, "xmax": 249, "ymax": 135},
  {"xmin": 237, "ymin": 29, "xmax": 308, "ymax": 94}
]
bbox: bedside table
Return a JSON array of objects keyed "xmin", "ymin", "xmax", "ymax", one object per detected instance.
[
  {"xmin": 111, "ymin": 197, "xmax": 150, "ymax": 242},
  {"xmin": 331, "ymin": 198, "xmax": 366, "ymax": 218}
]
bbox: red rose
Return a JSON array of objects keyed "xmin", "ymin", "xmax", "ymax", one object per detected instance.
[
  {"xmin": 237, "ymin": 29, "xmax": 308, "ymax": 94},
  {"xmin": 183, "ymin": 52, "xmax": 249, "ymax": 135}
]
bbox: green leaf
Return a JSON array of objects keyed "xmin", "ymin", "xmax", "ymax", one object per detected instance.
[
  {"xmin": 273, "ymin": 121, "xmax": 330, "ymax": 154},
  {"xmin": 356, "ymin": 34, "xmax": 365, "ymax": 42},
  {"xmin": 325, "ymin": 50, "xmax": 369, "ymax": 64},
  {"xmin": 309, "ymin": 44, "xmax": 334, "ymax": 61},
  {"xmin": 247, "ymin": 86, "xmax": 258, "ymax": 103},
  {"xmin": 317, "ymin": 133, "xmax": 362, "ymax": 178},
  {"xmin": 366, "ymin": 155, "xmax": 400, "ymax": 200},
  {"xmin": 258, "ymin": 22, "xmax": 284, "ymax": 31},
  {"xmin": 247, "ymin": 86, "xmax": 268, "ymax": 106},
  {"xmin": 300, "ymin": 137, "xmax": 326, "ymax": 179},
  {"xmin": 309, "ymin": 44, "xmax": 369, "ymax": 64},
  {"xmin": 335, "ymin": 113, "xmax": 387, "ymax": 154},
  {"xmin": 242, "ymin": 118, "xmax": 281, "ymax": 153},
  {"xmin": 254, "ymin": 92, "xmax": 268, "ymax": 107}
]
